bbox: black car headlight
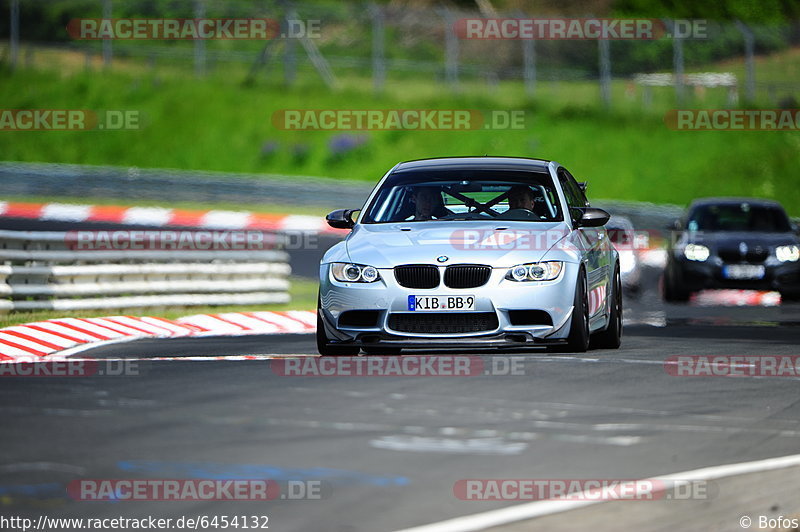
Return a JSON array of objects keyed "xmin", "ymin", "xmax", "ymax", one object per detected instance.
[
  {"xmin": 331, "ymin": 263, "xmax": 381, "ymax": 283},
  {"xmin": 506, "ymin": 261, "xmax": 563, "ymax": 282}
]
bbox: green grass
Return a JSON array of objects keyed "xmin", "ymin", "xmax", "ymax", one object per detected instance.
[
  {"xmin": 0, "ymin": 277, "xmax": 318, "ymax": 329},
  {"xmin": 1, "ymin": 46, "xmax": 800, "ymax": 214}
]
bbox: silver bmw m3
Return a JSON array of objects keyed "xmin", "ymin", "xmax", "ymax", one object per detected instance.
[{"xmin": 317, "ymin": 156, "xmax": 622, "ymax": 355}]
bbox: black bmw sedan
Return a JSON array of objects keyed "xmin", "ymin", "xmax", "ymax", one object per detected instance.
[{"xmin": 664, "ymin": 198, "xmax": 800, "ymax": 302}]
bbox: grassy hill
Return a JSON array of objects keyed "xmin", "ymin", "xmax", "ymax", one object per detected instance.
[{"xmin": 1, "ymin": 45, "xmax": 799, "ymax": 213}]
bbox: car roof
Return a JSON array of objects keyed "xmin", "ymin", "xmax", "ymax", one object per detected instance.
[
  {"xmin": 393, "ymin": 156, "xmax": 552, "ymax": 172},
  {"xmin": 688, "ymin": 197, "xmax": 786, "ymax": 210}
]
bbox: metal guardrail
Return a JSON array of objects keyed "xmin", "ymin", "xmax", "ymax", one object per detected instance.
[
  {"xmin": 0, "ymin": 161, "xmax": 373, "ymax": 209},
  {"xmin": 0, "ymin": 230, "xmax": 291, "ymax": 311}
]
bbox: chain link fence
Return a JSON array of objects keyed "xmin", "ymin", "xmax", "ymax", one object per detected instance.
[{"xmin": 2, "ymin": 0, "xmax": 800, "ymax": 107}]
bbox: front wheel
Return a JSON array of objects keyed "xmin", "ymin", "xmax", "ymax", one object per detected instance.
[
  {"xmin": 551, "ymin": 269, "xmax": 590, "ymax": 353},
  {"xmin": 591, "ymin": 266, "xmax": 622, "ymax": 349},
  {"xmin": 316, "ymin": 307, "xmax": 360, "ymax": 356}
]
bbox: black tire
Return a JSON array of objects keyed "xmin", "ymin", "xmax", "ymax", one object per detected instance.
[
  {"xmin": 361, "ymin": 346, "xmax": 402, "ymax": 355},
  {"xmin": 662, "ymin": 265, "xmax": 690, "ymax": 303},
  {"xmin": 551, "ymin": 269, "xmax": 590, "ymax": 353},
  {"xmin": 591, "ymin": 266, "xmax": 622, "ymax": 349},
  {"xmin": 316, "ymin": 306, "xmax": 360, "ymax": 357}
]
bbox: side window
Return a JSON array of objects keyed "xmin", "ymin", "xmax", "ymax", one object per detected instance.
[
  {"xmin": 557, "ymin": 168, "xmax": 581, "ymax": 209},
  {"xmin": 563, "ymin": 169, "xmax": 590, "ymax": 207},
  {"xmin": 557, "ymin": 168, "xmax": 587, "ymax": 225}
]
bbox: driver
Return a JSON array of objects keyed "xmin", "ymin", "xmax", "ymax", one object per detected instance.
[
  {"xmin": 411, "ymin": 187, "xmax": 450, "ymax": 220},
  {"xmin": 507, "ymin": 185, "xmax": 535, "ymax": 211}
]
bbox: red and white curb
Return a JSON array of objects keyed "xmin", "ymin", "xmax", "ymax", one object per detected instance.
[
  {"xmin": 0, "ymin": 201, "xmax": 346, "ymax": 235},
  {"xmin": 691, "ymin": 289, "xmax": 781, "ymax": 307},
  {"xmin": 0, "ymin": 310, "xmax": 316, "ymax": 361}
]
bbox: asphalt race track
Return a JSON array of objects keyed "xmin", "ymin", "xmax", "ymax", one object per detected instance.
[{"xmin": 3, "ymin": 263, "xmax": 800, "ymax": 532}]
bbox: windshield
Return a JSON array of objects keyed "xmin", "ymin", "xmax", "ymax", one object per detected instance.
[
  {"xmin": 361, "ymin": 169, "xmax": 563, "ymax": 223},
  {"xmin": 687, "ymin": 203, "xmax": 791, "ymax": 232}
]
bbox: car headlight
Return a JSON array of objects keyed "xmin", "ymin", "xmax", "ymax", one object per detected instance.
[
  {"xmin": 683, "ymin": 244, "xmax": 710, "ymax": 262},
  {"xmin": 776, "ymin": 245, "xmax": 800, "ymax": 263},
  {"xmin": 505, "ymin": 261, "xmax": 563, "ymax": 282},
  {"xmin": 331, "ymin": 263, "xmax": 381, "ymax": 283}
]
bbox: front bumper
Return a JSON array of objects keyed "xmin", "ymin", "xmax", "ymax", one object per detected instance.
[
  {"xmin": 319, "ymin": 262, "xmax": 580, "ymax": 346},
  {"xmin": 671, "ymin": 255, "xmax": 800, "ymax": 292}
]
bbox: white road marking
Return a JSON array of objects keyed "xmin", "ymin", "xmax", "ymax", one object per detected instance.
[
  {"xmin": 370, "ymin": 435, "xmax": 528, "ymax": 455},
  {"xmin": 393, "ymin": 452, "xmax": 800, "ymax": 532}
]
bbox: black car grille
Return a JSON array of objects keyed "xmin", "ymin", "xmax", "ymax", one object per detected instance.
[
  {"xmin": 394, "ymin": 265, "xmax": 439, "ymax": 289},
  {"xmin": 718, "ymin": 247, "xmax": 769, "ymax": 264},
  {"xmin": 388, "ymin": 312, "xmax": 499, "ymax": 334},
  {"xmin": 444, "ymin": 265, "xmax": 492, "ymax": 289}
]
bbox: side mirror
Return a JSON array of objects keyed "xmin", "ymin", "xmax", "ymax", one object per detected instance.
[
  {"xmin": 326, "ymin": 209, "xmax": 359, "ymax": 229},
  {"xmin": 668, "ymin": 219, "xmax": 682, "ymax": 231},
  {"xmin": 573, "ymin": 207, "xmax": 610, "ymax": 228}
]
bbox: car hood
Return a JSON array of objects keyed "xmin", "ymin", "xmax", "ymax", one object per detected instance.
[{"xmin": 343, "ymin": 221, "xmax": 574, "ymax": 268}]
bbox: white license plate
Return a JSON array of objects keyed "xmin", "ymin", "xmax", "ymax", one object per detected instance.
[
  {"xmin": 408, "ymin": 295, "xmax": 475, "ymax": 311},
  {"xmin": 723, "ymin": 264, "xmax": 765, "ymax": 280}
]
